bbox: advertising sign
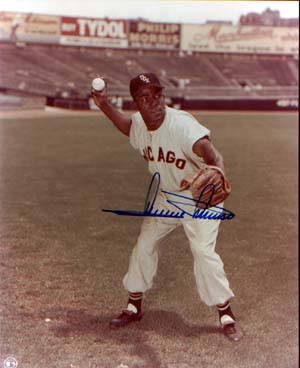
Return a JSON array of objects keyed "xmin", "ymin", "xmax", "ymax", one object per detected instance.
[
  {"xmin": 0, "ymin": 11, "xmax": 60, "ymax": 43},
  {"xmin": 60, "ymin": 17, "xmax": 128, "ymax": 48},
  {"xmin": 181, "ymin": 24, "xmax": 299, "ymax": 54},
  {"xmin": 129, "ymin": 20, "xmax": 180, "ymax": 49}
]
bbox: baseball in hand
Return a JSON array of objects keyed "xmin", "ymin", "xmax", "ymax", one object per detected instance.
[{"xmin": 92, "ymin": 77, "xmax": 105, "ymax": 91}]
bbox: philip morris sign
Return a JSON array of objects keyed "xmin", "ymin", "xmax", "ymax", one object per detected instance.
[
  {"xmin": 60, "ymin": 17, "xmax": 128, "ymax": 48},
  {"xmin": 129, "ymin": 20, "xmax": 180, "ymax": 49},
  {"xmin": 181, "ymin": 24, "xmax": 299, "ymax": 54}
]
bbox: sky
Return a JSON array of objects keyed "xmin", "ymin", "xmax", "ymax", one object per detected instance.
[{"xmin": 0, "ymin": 0, "xmax": 299, "ymax": 24}]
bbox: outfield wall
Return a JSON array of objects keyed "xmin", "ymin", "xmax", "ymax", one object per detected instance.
[
  {"xmin": 2, "ymin": 93, "xmax": 297, "ymax": 111},
  {"xmin": 179, "ymin": 97, "xmax": 299, "ymax": 111},
  {"xmin": 0, "ymin": 94, "xmax": 46, "ymax": 110},
  {"xmin": 46, "ymin": 95, "xmax": 298, "ymax": 111}
]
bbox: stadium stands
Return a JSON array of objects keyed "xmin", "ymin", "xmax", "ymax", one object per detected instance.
[{"xmin": 0, "ymin": 42, "xmax": 298, "ymax": 103}]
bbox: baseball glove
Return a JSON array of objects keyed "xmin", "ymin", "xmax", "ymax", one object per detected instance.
[{"xmin": 180, "ymin": 165, "xmax": 231, "ymax": 209}]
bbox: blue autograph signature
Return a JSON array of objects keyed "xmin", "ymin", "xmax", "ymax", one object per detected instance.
[{"xmin": 102, "ymin": 172, "xmax": 235, "ymax": 220}]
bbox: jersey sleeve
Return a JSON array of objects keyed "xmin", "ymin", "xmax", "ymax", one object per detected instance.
[
  {"xmin": 129, "ymin": 112, "xmax": 140, "ymax": 150},
  {"xmin": 176, "ymin": 112, "xmax": 210, "ymax": 158}
]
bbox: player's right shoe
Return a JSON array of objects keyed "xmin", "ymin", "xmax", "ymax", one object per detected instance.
[{"xmin": 109, "ymin": 309, "xmax": 143, "ymax": 328}]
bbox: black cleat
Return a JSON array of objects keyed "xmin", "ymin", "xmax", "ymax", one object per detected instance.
[{"xmin": 109, "ymin": 309, "xmax": 143, "ymax": 328}]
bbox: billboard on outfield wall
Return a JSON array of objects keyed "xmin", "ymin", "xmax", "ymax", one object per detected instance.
[
  {"xmin": 181, "ymin": 24, "xmax": 299, "ymax": 54},
  {"xmin": 129, "ymin": 20, "xmax": 180, "ymax": 49},
  {"xmin": 1, "ymin": 11, "xmax": 298, "ymax": 55},
  {"xmin": 0, "ymin": 11, "xmax": 60, "ymax": 43},
  {"xmin": 60, "ymin": 17, "xmax": 128, "ymax": 48}
]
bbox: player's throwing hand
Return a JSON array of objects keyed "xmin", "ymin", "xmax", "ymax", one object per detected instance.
[{"xmin": 91, "ymin": 76, "xmax": 108, "ymax": 109}]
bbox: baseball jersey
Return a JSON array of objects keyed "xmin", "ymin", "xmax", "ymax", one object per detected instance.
[{"xmin": 130, "ymin": 106, "xmax": 210, "ymax": 192}]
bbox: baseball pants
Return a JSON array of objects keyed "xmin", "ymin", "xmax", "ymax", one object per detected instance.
[{"xmin": 123, "ymin": 191, "xmax": 234, "ymax": 307}]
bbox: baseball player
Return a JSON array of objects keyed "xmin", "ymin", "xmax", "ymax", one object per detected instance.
[{"xmin": 92, "ymin": 73, "xmax": 243, "ymax": 342}]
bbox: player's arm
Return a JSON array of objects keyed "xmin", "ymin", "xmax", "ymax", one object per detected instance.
[
  {"xmin": 92, "ymin": 89, "xmax": 131, "ymax": 137},
  {"xmin": 192, "ymin": 137, "xmax": 226, "ymax": 173}
]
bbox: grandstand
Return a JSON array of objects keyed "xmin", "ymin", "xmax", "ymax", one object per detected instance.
[
  {"xmin": 0, "ymin": 8, "xmax": 298, "ymax": 110},
  {"xmin": 0, "ymin": 43, "xmax": 298, "ymax": 101}
]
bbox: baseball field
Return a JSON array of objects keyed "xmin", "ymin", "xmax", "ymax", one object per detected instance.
[{"xmin": 0, "ymin": 109, "xmax": 298, "ymax": 368}]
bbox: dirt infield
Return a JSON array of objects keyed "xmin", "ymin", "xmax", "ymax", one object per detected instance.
[{"xmin": 0, "ymin": 110, "xmax": 298, "ymax": 368}]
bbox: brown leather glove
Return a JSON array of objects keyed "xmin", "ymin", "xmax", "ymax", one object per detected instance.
[{"xmin": 180, "ymin": 165, "xmax": 231, "ymax": 209}]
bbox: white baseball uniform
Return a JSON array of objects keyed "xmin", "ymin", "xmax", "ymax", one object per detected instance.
[{"xmin": 123, "ymin": 106, "xmax": 234, "ymax": 306}]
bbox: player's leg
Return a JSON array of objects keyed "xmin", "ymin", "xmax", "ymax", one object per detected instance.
[
  {"xmin": 182, "ymin": 216, "xmax": 233, "ymax": 306},
  {"xmin": 182, "ymin": 215, "xmax": 243, "ymax": 341},
  {"xmin": 110, "ymin": 214, "xmax": 179, "ymax": 328},
  {"xmin": 123, "ymin": 215, "xmax": 179, "ymax": 292}
]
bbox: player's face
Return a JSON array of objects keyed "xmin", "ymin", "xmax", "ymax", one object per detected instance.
[{"xmin": 134, "ymin": 86, "xmax": 166, "ymax": 130}]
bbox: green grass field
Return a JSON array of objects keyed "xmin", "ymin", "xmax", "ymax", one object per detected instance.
[{"xmin": 0, "ymin": 110, "xmax": 298, "ymax": 368}]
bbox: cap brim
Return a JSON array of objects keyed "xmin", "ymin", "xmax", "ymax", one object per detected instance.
[{"xmin": 132, "ymin": 84, "xmax": 164, "ymax": 98}]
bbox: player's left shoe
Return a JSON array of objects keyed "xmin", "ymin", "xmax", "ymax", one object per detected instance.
[
  {"xmin": 222, "ymin": 322, "xmax": 243, "ymax": 341},
  {"xmin": 220, "ymin": 314, "xmax": 243, "ymax": 341}
]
